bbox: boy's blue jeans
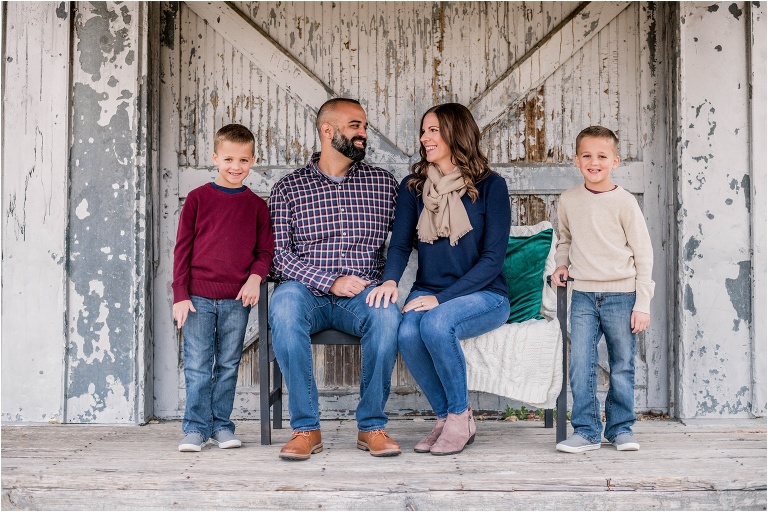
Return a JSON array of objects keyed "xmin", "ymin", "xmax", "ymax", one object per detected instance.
[
  {"xmin": 569, "ymin": 290, "xmax": 637, "ymax": 444},
  {"xmin": 182, "ymin": 295, "xmax": 250, "ymax": 440},
  {"xmin": 398, "ymin": 290, "xmax": 510, "ymax": 418},
  {"xmin": 268, "ymin": 281, "xmax": 401, "ymax": 432}
]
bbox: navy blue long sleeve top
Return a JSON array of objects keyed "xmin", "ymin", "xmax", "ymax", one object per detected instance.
[{"xmin": 382, "ymin": 172, "xmax": 511, "ymax": 303}]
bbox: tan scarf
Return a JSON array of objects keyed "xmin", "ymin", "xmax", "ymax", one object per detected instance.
[{"xmin": 417, "ymin": 165, "xmax": 473, "ymax": 246}]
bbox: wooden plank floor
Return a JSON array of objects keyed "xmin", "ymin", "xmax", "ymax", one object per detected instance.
[{"xmin": 2, "ymin": 418, "xmax": 766, "ymax": 510}]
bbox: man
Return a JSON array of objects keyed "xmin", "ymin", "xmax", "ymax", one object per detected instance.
[{"xmin": 269, "ymin": 98, "xmax": 402, "ymax": 461}]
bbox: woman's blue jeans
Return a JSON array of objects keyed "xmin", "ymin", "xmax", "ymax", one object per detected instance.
[
  {"xmin": 398, "ymin": 290, "xmax": 509, "ymax": 418},
  {"xmin": 268, "ymin": 281, "xmax": 401, "ymax": 432},
  {"xmin": 569, "ymin": 290, "xmax": 637, "ymax": 444},
  {"xmin": 182, "ymin": 295, "xmax": 250, "ymax": 440}
]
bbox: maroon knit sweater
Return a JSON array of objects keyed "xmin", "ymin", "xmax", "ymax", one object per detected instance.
[{"xmin": 172, "ymin": 184, "xmax": 274, "ymax": 303}]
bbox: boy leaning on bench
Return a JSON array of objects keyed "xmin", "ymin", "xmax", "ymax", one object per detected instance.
[
  {"xmin": 552, "ymin": 126, "xmax": 655, "ymax": 454},
  {"xmin": 171, "ymin": 112, "xmax": 653, "ymax": 456}
]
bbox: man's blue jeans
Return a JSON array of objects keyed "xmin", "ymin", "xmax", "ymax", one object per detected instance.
[
  {"xmin": 569, "ymin": 290, "xmax": 637, "ymax": 444},
  {"xmin": 269, "ymin": 281, "xmax": 401, "ymax": 432},
  {"xmin": 398, "ymin": 290, "xmax": 509, "ymax": 418},
  {"xmin": 182, "ymin": 295, "xmax": 250, "ymax": 440}
]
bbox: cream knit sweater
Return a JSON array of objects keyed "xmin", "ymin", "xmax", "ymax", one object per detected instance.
[{"xmin": 554, "ymin": 185, "xmax": 655, "ymax": 313}]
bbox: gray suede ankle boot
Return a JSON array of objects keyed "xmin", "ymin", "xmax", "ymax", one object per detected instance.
[
  {"xmin": 414, "ymin": 417, "xmax": 447, "ymax": 453},
  {"xmin": 430, "ymin": 406, "xmax": 476, "ymax": 455}
]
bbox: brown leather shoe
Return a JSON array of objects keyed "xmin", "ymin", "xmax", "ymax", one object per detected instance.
[
  {"xmin": 357, "ymin": 430, "xmax": 401, "ymax": 457},
  {"xmin": 279, "ymin": 430, "xmax": 322, "ymax": 461}
]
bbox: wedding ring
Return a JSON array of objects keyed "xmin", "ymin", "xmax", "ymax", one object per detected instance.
[{"xmin": 420, "ymin": 301, "xmax": 424, "ymax": 307}]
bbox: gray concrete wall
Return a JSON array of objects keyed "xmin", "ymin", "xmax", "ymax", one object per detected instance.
[{"xmin": 674, "ymin": 1, "xmax": 766, "ymax": 418}]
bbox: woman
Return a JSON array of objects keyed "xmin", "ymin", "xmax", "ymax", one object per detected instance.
[{"xmin": 366, "ymin": 103, "xmax": 511, "ymax": 455}]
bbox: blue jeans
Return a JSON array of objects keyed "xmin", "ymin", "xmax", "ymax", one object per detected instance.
[
  {"xmin": 269, "ymin": 281, "xmax": 401, "ymax": 432},
  {"xmin": 569, "ymin": 291, "xmax": 637, "ymax": 444},
  {"xmin": 182, "ymin": 295, "xmax": 250, "ymax": 440},
  {"xmin": 398, "ymin": 290, "xmax": 509, "ymax": 417}
]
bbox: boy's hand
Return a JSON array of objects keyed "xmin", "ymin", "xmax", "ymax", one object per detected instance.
[
  {"xmin": 631, "ymin": 311, "xmax": 651, "ymax": 333},
  {"xmin": 173, "ymin": 300, "xmax": 196, "ymax": 329},
  {"xmin": 330, "ymin": 275, "xmax": 371, "ymax": 297},
  {"xmin": 551, "ymin": 266, "xmax": 569, "ymax": 287},
  {"xmin": 365, "ymin": 280, "xmax": 398, "ymax": 308},
  {"xmin": 236, "ymin": 274, "xmax": 262, "ymax": 307}
]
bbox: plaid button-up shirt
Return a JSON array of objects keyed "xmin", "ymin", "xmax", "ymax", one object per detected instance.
[{"xmin": 269, "ymin": 152, "xmax": 398, "ymax": 296}]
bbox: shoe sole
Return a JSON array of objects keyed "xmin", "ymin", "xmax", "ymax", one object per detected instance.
[
  {"xmin": 356, "ymin": 441, "xmax": 401, "ymax": 457},
  {"xmin": 279, "ymin": 444, "xmax": 323, "ymax": 461},
  {"xmin": 556, "ymin": 443, "xmax": 601, "ymax": 453},
  {"xmin": 430, "ymin": 433, "xmax": 475, "ymax": 456},
  {"xmin": 614, "ymin": 443, "xmax": 639, "ymax": 451},
  {"xmin": 178, "ymin": 444, "xmax": 203, "ymax": 452},
  {"xmin": 213, "ymin": 440, "xmax": 242, "ymax": 449}
]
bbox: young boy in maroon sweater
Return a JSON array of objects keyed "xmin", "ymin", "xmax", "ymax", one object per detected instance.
[{"xmin": 172, "ymin": 124, "xmax": 274, "ymax": 452}]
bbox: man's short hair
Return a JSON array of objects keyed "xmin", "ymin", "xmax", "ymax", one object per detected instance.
[
  {"xmin": 214, "ymin": 124, "xmax": 255, "ymax": 153},
  {"xmin": 316, "ymin": 98, "xmax": 362, "ymax": 135},
  {"xmin": 575, "ymin": 125, "xmax": 619, "ymax": 154}
]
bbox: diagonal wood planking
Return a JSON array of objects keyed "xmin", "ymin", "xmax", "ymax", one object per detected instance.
[
  {"xmin": 469, "ymin": 2, "xmax": 630, "ymax": 131},
  {"xmin": 187, "ymin": 2, "xmax": 631, "ymax": 166},
  {"xmin": 185, "ymin": 1, "xmax": 409, "ymax": 164}
]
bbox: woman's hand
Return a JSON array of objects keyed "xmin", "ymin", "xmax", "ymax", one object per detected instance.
[
  {"xmin": 366, "ymin": 280, "xmax": 399, "ymax": 308},
  {"xmin": 403, "ymin": 295, "xmax": 438, "ymax": 313}
]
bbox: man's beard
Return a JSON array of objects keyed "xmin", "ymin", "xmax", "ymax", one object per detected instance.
[{"xmin": 331, "ymin": 130, "xmax": 367, "ymax": 162}]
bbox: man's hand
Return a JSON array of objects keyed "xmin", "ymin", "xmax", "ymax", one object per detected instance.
[
  {"xmin": 173, "ymin": 300, "xmax": 196, "ymax": 329},
  {"xmin": 551, "ymin": 265, "xmax": 569, "ymax": 287},
  {"xmin": 366, "ymin": 280, "xmax": 398, "ymax": 308},
  {"xmin": 631, "ymin": 311, "xmax": 650, "ymax": 334},
  {"xmin": 236, "ymin": 274, "xmax": 262, "ymax": 307},
  {"xmin": 330, "ymin": 275, "xmax": 371, "ymax": 297}
]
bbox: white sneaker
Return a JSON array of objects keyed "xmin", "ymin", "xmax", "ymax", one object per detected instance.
[{"xmin": 556, "ymin": 434, "xmax": 601, "ymax": 453}]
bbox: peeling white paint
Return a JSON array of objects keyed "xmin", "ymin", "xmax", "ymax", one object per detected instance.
[
  {"xmin": 76, "ymin": 198, "xmax": 90, "ymax": 219},
  {"xmin": 88, "ymin": 280, "xmax": 104, "ymax": 296}
]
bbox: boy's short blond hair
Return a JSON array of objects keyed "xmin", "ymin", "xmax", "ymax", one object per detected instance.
[
  {"xmin": 214, "ymin": 124, "xmax": 255, "ymax": 154},
  {"xmin": 575, "ymin": 125, "xmax": 619, "ymax": 154}
]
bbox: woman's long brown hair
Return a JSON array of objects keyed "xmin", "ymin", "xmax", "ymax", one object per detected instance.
[{"xmin": 407, "ymin": 103, "xmax": 492, "ymax": 202}]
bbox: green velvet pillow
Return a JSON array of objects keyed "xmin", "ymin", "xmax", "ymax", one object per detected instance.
[{"xmin": 503, "ymin": 228, "xmax": 553, "ymax": 323}]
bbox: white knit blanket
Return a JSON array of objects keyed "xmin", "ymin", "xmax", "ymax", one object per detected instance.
[{"xmin": 398, "ymin": 221, "xmax": 564, "ymax": 409}]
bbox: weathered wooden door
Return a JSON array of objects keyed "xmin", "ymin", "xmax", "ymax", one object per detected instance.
[{"xmin": 153, "ymin": 1, "xmax": 670, "ymax": 418}]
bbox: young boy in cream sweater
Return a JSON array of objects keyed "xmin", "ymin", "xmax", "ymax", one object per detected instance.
[{"xmin": 552, "ymin": 126, "xmax": 654, "ymax": 453}]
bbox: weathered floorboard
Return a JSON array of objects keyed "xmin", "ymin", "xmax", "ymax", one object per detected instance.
[{"xmin": 2, "ymin": 420, "xmax": 765, "ymax": 510}]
